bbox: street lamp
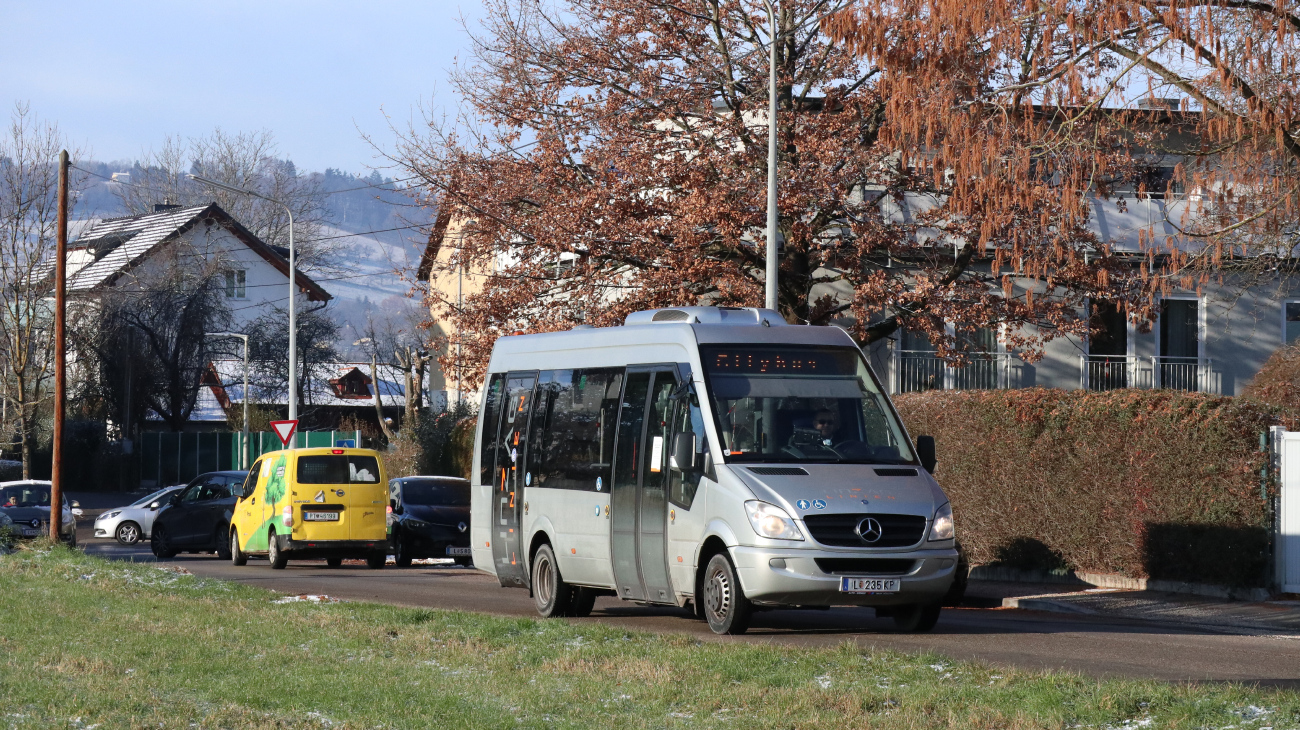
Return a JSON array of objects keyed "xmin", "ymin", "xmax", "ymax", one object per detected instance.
[
  {"xmin": 763, "ymin": 0, "xmax": 779, "ymax": 312},
  {"xmin": 189, "ymin": 174, "xmax": 298, "ymax": 447},
  {"xmin": 209, "ymin": 332, "xmax": 250, "ymax": 469}
]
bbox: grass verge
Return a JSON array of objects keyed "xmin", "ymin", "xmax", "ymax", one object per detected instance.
[{"xmin": 1, "ymin": 544, "xmax": 1297, "ymax": 729}]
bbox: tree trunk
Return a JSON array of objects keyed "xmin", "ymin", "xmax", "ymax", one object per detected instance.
[{"xmin": 371, "ymin": 356, "xmax": 396, "ymax": 440}]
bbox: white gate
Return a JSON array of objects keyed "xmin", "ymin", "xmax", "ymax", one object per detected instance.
[{"xmin": 1277, "ymin": 429, "xmax": 1300, "ymax": 593}]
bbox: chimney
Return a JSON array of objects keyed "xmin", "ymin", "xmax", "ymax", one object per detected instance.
[{"xmin": 153, "ymin": 197, "xmax": 182, "ymax": 213}]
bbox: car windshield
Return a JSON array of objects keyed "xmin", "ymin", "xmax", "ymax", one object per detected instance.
[
  {"xmin": 0, "ymin": 484, "xmax": 51, "ymax": 508},
  {"xmin": 700, "ymin": 345, "xmax": 916, "ymax": 464},
  {"xmin": 130, "ymin": 487, "xmax": 178, "ymax": 507},
  {"xmin": 400, "ymin": 479, "xmax": 470, "ymax": 506}
]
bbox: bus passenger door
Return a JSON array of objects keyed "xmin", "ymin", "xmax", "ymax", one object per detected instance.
[
  {"xmin": 610, "ymin": 367, "xmax": 677, "ymax": 603},
  {"xmin": 492, "ymin": 372, "xmax": 537, "ymax": 588}
]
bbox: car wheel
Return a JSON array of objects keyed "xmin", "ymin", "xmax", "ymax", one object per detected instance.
[
  {"xmin": 214, "ymin": 526, "xmax": 231, "ymax": 561},
  {"xmin": 365, "ymin": 553, "xmax": 386, "ymax": 570},
  {"xmin": 326, "ymin": 558, "xmax": 343, "ymax": 568},
  {"xmin": 150, "ymin": 525, "xmax": 177, "ymax": 559},
  {"xmin": 568, "ymin": 586, "xmax": 597, "ymax": 618},
  {"xmin": 230, "ymin": 529, "xmax": 247, "ymax": 566},
  {"xmin": 268, "ymin": 529, "xmax": 288, "ymax": 569},
  {"xmin": 115, "ymin": 521, "xmax": 142, "ymax": 546},
  {"xmin": 67, "ymin": 528, "xmax": 77, "ymax": 549},
  {"xmin": 531, "ymin": 543, "xmax": 572, "ymax": 618},
  {"xmin": 893, "ymin": 603, "xmax": 942, "ymax": 633},
  {"xmin": 702, "ymin": 552, "xmax": 751, "ymax": 635},
  {"xmin": 453, "ymin": 556, "xmax": 473, "ymax": 567},
  {"xmin": 392, "ymin": 530, "xmax": 413, "ymax": 567}
]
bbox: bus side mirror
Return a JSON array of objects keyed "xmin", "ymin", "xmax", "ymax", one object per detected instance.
[
  {"xmin": 669, "ymin": 433, "xmax": 697, "ymax": 472},
  {"xmin": 916, "ymin": 435, "xmax": 937, "ymax": 474}
]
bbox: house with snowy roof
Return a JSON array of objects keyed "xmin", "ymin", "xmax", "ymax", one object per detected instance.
[{"xmin": 61, "ymin": 203, "xmax": 330, "ymax": 321}]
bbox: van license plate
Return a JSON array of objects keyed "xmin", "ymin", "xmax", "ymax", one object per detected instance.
[
  {"xmin": 840, "ymin": 577, "xmax": 900, "ymax": 594},
  {"xmin": 303, "ymin": 512, "xmax": 340, "ymax": 522},
  {"xmin": 446, "ymin": 546, "xmax": 471, "ymax": 556}
]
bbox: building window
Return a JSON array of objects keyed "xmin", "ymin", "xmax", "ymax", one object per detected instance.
[
  {"xmin": 224, "ymin": 270, "xmax": 246, "ymax": 299},
  {"xmin": 1286, "ymin": 302, "xmax": 1300, "ymax": 345}
]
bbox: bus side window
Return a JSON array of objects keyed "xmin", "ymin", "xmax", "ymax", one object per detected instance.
[
  {"xmin": 479, "ymin": 373, "xmax": 507, "ymax": 486},
  {"xmin": 536, "ymin": 368, "xmax": 621, "ymax": 491},
  {"xmin": 669, "ymin": 398, "xmax": 707, "ymax": 509}
]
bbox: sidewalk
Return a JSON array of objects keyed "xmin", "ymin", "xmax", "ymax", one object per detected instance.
[{"xmin": 967, "ymin": 580, "xmax": 1300, "ymax": 636}]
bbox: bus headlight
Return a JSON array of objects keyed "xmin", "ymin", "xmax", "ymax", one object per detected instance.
[
  {"xmin": 928, "ymin": 503, "xmax": 954, "ymax": 541},
  {"xmin": 745, "ymin": 501, "xmax": 804, "ymax": 541}
]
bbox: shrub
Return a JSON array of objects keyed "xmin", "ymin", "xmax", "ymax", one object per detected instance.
[
  {"xmin": 1242, "ymin": 343, "xmax": 1300, "ymax": 411},
  {"xmin": 893, "ymin": 388, "xmax": 1282, "ymax": 588},
  {"xmin": 385, "ymin": 403, "xmax": 478, "ymax": 480}
]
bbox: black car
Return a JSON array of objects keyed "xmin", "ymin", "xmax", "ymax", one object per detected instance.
[
  {"xmin": 150, "ymin": 470, "xmax": 248, "ymax": 560},
  {"xmin": 387, "ymin": 476, "xmax": 472, "ymax": 567},
  {"xmin": 0, "ymin": 480, "xmax": 79, "ymax": 546}
]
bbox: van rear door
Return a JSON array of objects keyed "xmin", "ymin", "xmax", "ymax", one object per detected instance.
[{"xmin": 295, "ymin": 453, "xmax": 386, "ymax": 541}]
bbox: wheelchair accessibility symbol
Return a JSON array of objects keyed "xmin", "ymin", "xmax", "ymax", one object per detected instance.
[{"xmin": 812, "ymin": 499, "xmax": 827, "ymax": 509}]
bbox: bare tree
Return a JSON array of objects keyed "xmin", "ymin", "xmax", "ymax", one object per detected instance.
[
  {"xmin": 246, "ymin": 304, "xmax": 341, "ymax": 428},
  {"xmin": 0, "ymin": 104, "xmax": 85, "ymax": 475},
  {"xmin": 84, "ymin": 239, "xmax": 234, "ymax": 433},
  {"xmin": 114, "ymin": 129, "xmax": 344, "ymax": 275}
]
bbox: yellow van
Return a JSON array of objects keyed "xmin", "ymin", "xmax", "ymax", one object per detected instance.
[{"xmin": 229, "ymin": 447, "xmax": 389, "ymax": 569}]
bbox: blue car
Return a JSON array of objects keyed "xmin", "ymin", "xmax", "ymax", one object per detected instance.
[
  {"xmin": 387, "ymin": 476, "xmax": 472, "ymax": 567},
  {"xmin": 0, "ymin": 481, "xmax": 81, "ymax": 546}
]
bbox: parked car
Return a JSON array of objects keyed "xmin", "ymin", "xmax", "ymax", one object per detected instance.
[
  {"xmin": 0, "ymin": 480, "xmax": 81, "ymax": 546},
  {"xmin": 93, "ymin": 485, "xmax": 185, "ymax": 545},
  {"xmin": 150, "ymin": 471, "xmax": 247, "ymax": 559},
  {"xmin": 388, "ymin": 476, "xmax": 472, "ymax": 567}
]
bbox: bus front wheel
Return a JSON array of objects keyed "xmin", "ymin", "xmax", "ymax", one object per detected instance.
[
  {"xmin": 531, "ymin": 544, "xmax": 572, "ymax": 618},
  {"xmin": 702, "ymin": 553, "xmax": 751, "ymax": 635}
]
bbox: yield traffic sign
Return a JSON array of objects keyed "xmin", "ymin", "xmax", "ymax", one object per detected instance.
[{"xmin": 270, "ymin": 419, "xmax": 299, "ymax": 447}]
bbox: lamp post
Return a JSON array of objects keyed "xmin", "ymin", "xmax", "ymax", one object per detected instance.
[
  {"xmin": 762, "ymin": 0, "xmax": 780, "ymax": 312},
  {"xmin": 209, "ymin": 332, "xmax": 249, "ymax": 469},
  {"xmin": 188, "ymin": 175, "xmax": 298, "ymax": 447}
]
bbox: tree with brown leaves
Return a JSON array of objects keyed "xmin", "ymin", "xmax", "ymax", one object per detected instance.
[{"xmin": 401, "ymin": 0, "xmax": 1158, "ymax": 386}]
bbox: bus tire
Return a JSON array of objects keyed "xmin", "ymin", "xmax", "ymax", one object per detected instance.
[
  {"xmin": 893, "ymin": 602, "xmax": 942, "ymax": 633},
  {"xmin": 230, "ymin": 529, "xmax": 247, "ymax": 566},
  {"xmin": 702, "ymin": 553, "xmax": 751, "ymax": 635},
  {"xmin": 568, "ymin": 587, "xmax": 597, "ymax": 617},
  {"xmin": 268, "ymin": 529, "xmax": 288, "ymax": 569},
  {"xmin": 531, "ymin": 544, "xmax": 572, "ymax": 618}
]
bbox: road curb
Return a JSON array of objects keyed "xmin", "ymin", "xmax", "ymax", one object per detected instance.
[{"xmin": 1002, "ymin": 595, "xmax": 1100, "ymax": 615}]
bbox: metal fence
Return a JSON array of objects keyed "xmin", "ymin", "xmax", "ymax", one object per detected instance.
[
  {"xmin": 139, "ymin": 430, "xmax": 365, "ymax": 489},
  {"xmin": 1079, "ymin": 356, "xmax": 1218, "ymax": 394},
  {"xmin": 894, "ymin": 351, "xmax": 1011, "ymax": 393}
]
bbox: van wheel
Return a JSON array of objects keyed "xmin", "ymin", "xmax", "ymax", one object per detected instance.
[
  {"xmin": 568, "ymin": 587, "xmax": 597, "ymax": 618},
  {"xmin": 531, "ymin": 544, "xmax": 572, "ymax": 618},
  {"xmin": 392, "ymin": 530, "xmax": 413, "ymax": 567},
  {"xmin": 702, "ymin": 553, "xmax": 751, "ymax": 635},
  {"xmin": 366, "ymin": 553, "xmax": 386, "ymax": 569},
  {"xmin": 893, "ymin": 603, "xmax": 942, "ymax": 632},
  {"xmin": 268, "ymin": 529, "xmax": 288, "ymax": 569},
  {"xmin": 230, "ymin": 529, "xmax": 248, "ymax": 566}
]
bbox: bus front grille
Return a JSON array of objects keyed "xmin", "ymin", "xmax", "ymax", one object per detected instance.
[{"xmin": 802, "ymin": 513, "xmax": 927, "ymax": 548}]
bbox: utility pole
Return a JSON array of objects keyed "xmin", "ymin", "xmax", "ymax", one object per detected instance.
[
  {"xmin": 50, "ymin": 150, "xmax": 68, "ymax": 541},
  {"xmin": 763, "ymin": 0, "xmax": 780, "ymax": 312}
]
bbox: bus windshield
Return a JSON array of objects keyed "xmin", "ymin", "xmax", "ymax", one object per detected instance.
[{"xmin": 700, "ymin": 345, "xmax": 916, "ymax": 464}]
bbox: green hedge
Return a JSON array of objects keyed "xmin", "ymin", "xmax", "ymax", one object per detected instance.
[{"xmin": 893, "ymin": 389, "xmax": 1281, "ymax": 588}]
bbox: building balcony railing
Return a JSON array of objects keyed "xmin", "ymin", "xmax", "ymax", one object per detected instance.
[
  {"xmin": 1079, "ymin": 355, "xmax": 1219, "ymax": 394},
  {"xmin": 894, "ymin": 351, "xmax": 1012, "ymax": 393}
]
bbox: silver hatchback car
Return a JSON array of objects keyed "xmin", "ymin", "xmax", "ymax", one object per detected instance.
[{"xmin": 93, "ymin": 486, "xmax": 184, "ymax": 545}]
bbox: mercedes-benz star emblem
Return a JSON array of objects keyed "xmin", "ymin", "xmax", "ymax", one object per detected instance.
[{"xmin": 855, "ymin": 517, "xmax": 883, "ymax": 544}]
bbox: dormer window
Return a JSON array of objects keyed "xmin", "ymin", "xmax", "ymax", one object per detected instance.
[{"xmin": 224, "ymin": 270, "xmax": 246, "ymax": 299}]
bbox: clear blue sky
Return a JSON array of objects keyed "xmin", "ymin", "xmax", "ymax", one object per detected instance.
[{"xmin": 2, "ymin": 0, "xmax": 483, "ymax": 174}]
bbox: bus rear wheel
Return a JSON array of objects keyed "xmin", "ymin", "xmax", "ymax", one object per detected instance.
[
  {"xmin": 531, "ymin": 544, "xmax": 572, "ymax": 618},
  {"xmin": 702, "ymin": 553, "xmax": 751, "ymax": 635}
]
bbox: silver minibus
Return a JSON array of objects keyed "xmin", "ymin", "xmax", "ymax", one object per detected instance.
[{"xmin": 470, "ymin": 306, "xmax": 958, "ymax": 634}]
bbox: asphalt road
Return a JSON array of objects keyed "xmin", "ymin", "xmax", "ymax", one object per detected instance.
[{"xmin": 79, "ymin": 529, "xmax": 1300, "ymax": 688}]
